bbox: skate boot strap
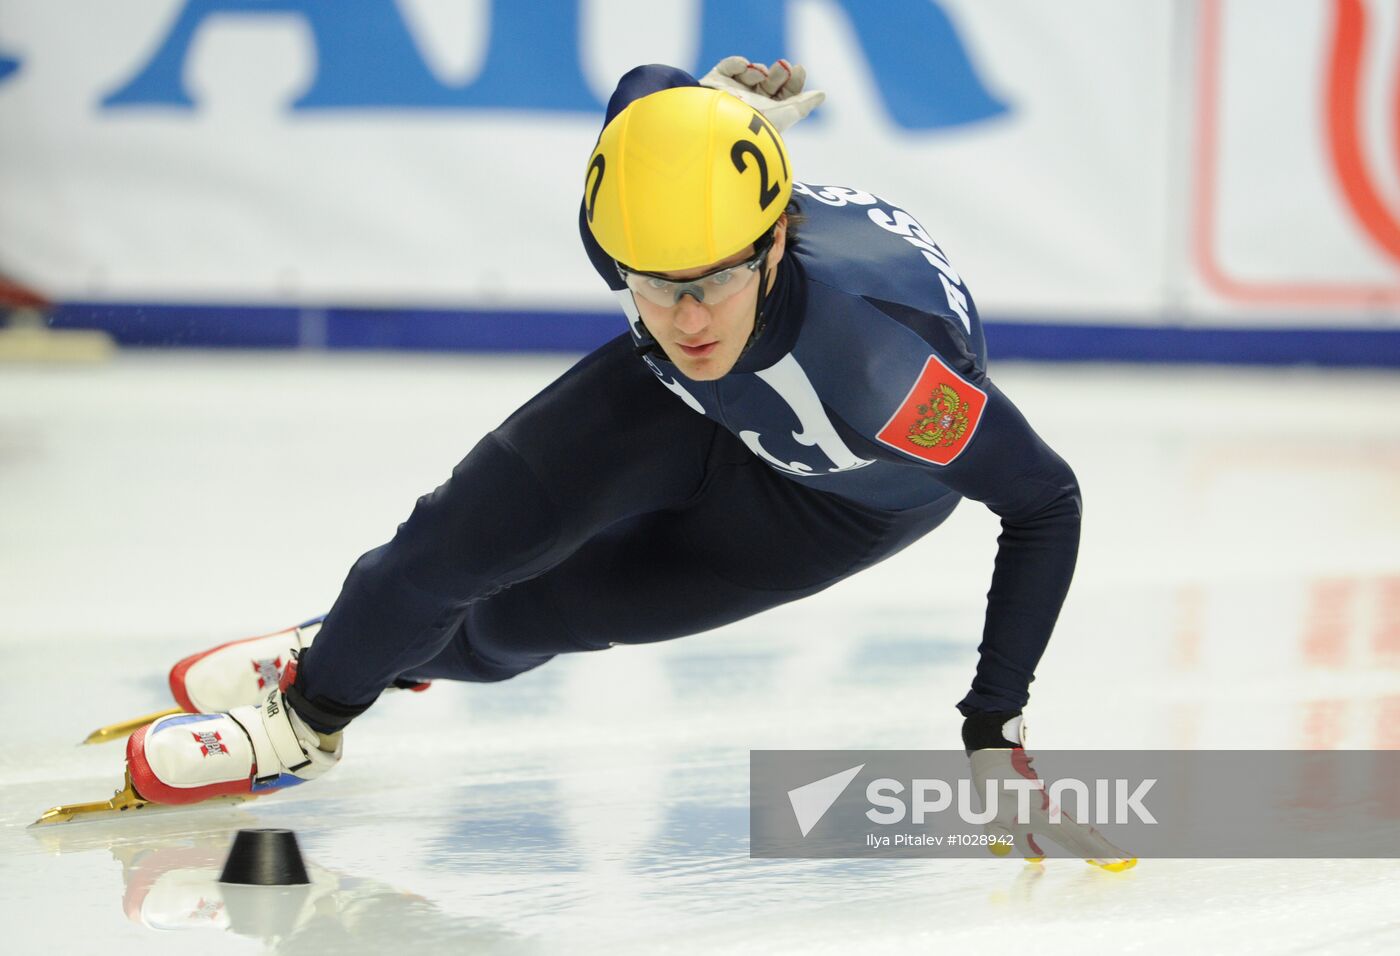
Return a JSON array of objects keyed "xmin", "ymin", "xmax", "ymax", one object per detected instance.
[{"xmin": 228, "ymin": 687, "xmax": 339, "ymax": 785}]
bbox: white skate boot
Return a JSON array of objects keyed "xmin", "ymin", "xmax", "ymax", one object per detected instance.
[
  {"xmin": 127, "ymin": 682, "xmax": 340, "ymax": 805},
  {"xmin": 168, "ymin": 616, "xmax": 431, "ymax": 715},
  {"xmin": 168, "ymin": 617, "xmax": 324, "ymax": 714},
  {"xmin": 73, "ymin": 617, "xmax": 431, "ymax": 754}
]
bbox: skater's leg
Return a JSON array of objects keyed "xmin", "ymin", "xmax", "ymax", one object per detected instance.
[
  {"xmin": 407, "ymin": 446, "xmax": 961, "ymax": 681},
  {"xmin": 290, "ymin": 335, "xmax": 722, "ymax": 731}
]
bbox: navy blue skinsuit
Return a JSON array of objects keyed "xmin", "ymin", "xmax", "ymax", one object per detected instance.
[{"xmin": 289, "ymin": 66, "xmax": 1080, "ymax": 733}]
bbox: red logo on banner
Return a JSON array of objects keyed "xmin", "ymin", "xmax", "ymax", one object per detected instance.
[
  {"xmin": 875, "ymin": 354, "xmax": 987, "ymax": 465},
  {"xmin": 1326, "ymin": 0, "xmax": 1400, "ymax": 269},
  {"xmin": 1194, "ymin": 0, "xmax": 1400, "ymax": 304}
]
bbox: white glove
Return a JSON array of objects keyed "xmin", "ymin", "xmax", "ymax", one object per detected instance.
[
  {"xmin": 699, "ymin": 55, "xmax": 825, "ymax": 132},
  {"xmin": 964, "ymin": 713, "xmax": 1137, "ymax": 871}
]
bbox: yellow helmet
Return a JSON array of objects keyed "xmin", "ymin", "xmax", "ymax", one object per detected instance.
[{"xmin": 583, "ymin": 86, "xmax": 792, "ymax": 273}]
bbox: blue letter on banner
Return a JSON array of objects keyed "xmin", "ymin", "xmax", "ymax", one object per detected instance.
[
  {"xmin": 694, "ymin": 0, "xmax": 1008, "ymax": 129},
  {"xmin": 103, "ymin": 0, "xmax": 601, "ymax": 111},
  {"xmin": 103, "ymin": 0, "xmax": 999, "ymax": 126}
]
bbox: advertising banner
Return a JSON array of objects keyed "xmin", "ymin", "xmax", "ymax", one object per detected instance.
[{"xmin": 0, "ymin": 1, "xmax": 1396, "ymax": 357}]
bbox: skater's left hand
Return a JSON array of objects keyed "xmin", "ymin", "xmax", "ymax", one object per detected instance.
[
  {"xmin": 963, "ymin": 712, "xmax": 1136, "ymax": 871},
  {"xmin": 699, "ymin": 56, "xmax": 825, "ymax": 131}
]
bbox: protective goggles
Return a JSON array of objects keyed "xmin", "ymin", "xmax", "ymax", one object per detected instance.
[{"xmin": 617, "ymin": 231, "xmax": 775, "ymax": 307}]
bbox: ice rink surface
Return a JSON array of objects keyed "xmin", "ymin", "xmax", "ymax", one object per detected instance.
[{"xmin": 1, "ymin": 351, "xmax": 1398, "ymax": 954}]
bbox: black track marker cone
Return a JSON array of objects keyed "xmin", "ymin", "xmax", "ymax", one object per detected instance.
[{"xmin": 218, "ymin": 828, "xmax": 311, "ymax": 885}]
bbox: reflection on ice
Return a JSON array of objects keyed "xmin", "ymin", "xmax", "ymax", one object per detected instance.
[
  {"xmin": 2, "ymin": 356, "xmax": 1398, "ymax": 953},
  {"xmin": 72, "ymin": 821, "xmax": 535, "ymax": 952}
]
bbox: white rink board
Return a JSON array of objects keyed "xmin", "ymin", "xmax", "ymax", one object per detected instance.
[{"xmin": 0, "ymin": 0, "xmax": 1395, "ymax": 327}]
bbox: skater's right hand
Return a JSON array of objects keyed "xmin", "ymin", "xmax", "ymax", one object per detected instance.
[
  {"xmin": 962, "ymin": 712, "xmax": 1136, "ymax": 871},
  {"xmin": 699, "ymin": 55, "xmax": 825, "ymax": 131}
]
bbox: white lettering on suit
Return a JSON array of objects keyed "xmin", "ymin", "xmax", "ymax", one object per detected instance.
[
  {"xmin": 643, "ymin": 355, "xmax": 706, "ymax": 414},
  {"xmin": 741, "ymin": 354, "xmax": 874, "ymax": 476},
  {"xmin": 617, "ymin": 292, "xmax": 871, "ymax": 475}
]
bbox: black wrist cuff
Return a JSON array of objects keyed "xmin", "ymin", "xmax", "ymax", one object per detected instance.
[
  {"xmin": 961, "ymin": 710, "xmax": 1022, "ymax": 754},
  {"xmin": 284, "ymin": 679, "xmax": 373, "ymax": 735}
]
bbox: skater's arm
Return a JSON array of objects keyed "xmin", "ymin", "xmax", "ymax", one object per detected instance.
[
  {"xmin": 603, "ymin": 64, "xmax": 700, "ymax": 123},
  {"xmin": 842, "ymin": 295, "xmax": 1079, "ymax": 717},
  {"xmin": 928, "ymin": 379, "xmax": 1081, "ymax": 717}
]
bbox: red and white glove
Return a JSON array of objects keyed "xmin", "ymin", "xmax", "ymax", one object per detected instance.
[
  {"xmin": 699, "ymin": 56, "xmax": 825, "ymax": 132},
  {"xmin": 963, "ymin": 712, "xmax": 1137, "ymax": 871}
]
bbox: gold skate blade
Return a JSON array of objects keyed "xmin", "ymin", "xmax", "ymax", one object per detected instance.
[
  {"xmin": 31, "ymin": 770, "xmax": 150, "ymax": 826},
  {"xmin": 80, "ymin": 708, "xmax": 185, "ymax": 745},
  {"xmin": 30, "ymin": 769, "xmax": 252, "ymax": 827}
]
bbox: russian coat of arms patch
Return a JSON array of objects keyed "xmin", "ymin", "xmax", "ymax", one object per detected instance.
[{"xmin": 875, "ymin": 354, "xmax": 987, "ymax": 465}]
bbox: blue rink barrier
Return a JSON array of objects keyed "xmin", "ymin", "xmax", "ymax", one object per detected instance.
[{"xmin": 46, "ymin": 303, "xmax": 1400, "ymax": 367}]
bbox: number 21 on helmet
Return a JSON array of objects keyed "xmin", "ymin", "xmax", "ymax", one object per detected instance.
[{"xmin": 584, "ymin": 86, "xmax": 793, "ymax": 274}]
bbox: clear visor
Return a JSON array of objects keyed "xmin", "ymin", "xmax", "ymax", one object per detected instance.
[{"xmin": 618, "ymin": 235, "xmax": 773, "ymax": 308}]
